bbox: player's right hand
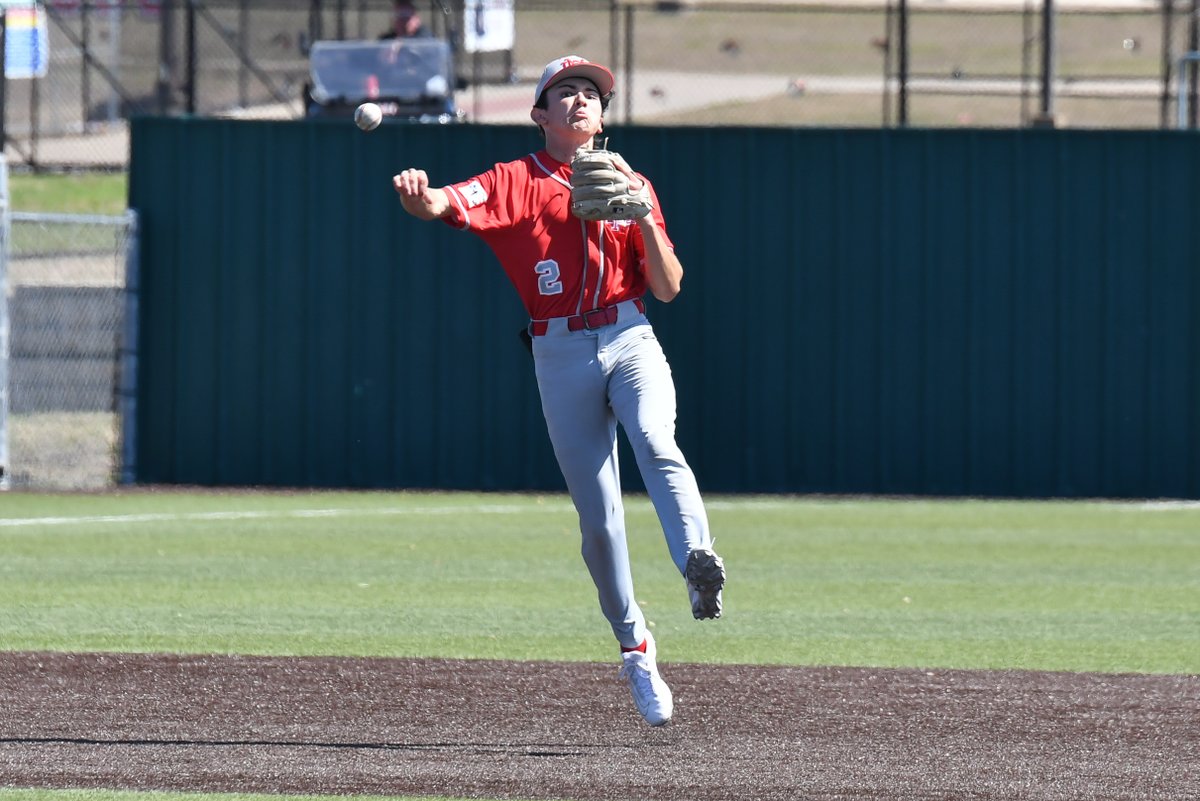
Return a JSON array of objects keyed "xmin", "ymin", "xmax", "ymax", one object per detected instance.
[
  {"xmin": 393, "ymin": 168, "xmax": 449, "ymax": 220},
  {"xmin": 393, "ymin": 168, "xmax": 430, "ymax": 202}
]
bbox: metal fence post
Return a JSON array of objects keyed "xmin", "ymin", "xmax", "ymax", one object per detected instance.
[
  {"xmin": 0, "ymin": 26, "xmax": 7, "ymax": 489},
  {"xmin": 898, "ymin": 0, "xmax": 908, "ymax": 126},
  {"xmin": 881, "ymin": 1, "xmax": 893, "ymax": 126},
  {"xmin": 1177, "ymin": 52, "xmax": 1200, "ymax": 128},
  {"xmin": 1161, "ymin": 0, "xmax": 1174, "ymax": 128},
  {"xmin": 81, "ymin": 1, "xmax": 92, "ymax": 127},
  {"xmin": 335, "ymin": 0, "xmax": 347, "ymax": 40},
  {"xmin": 119, "ymin": 209, "xmax": 140, "ymax": 485},
  {"xmin": 185, "ymin": 0, "xmax": 196, "ymax": 114},
  {"xmin": 309, "ymin": 0, "xmax": 324, "ymax": 47},
  {"xmin": 0, "ymin": 153, "xmax": 7, "ymax": 490},
  {"xmin": 622, "ymin": 5, "xmax": 633, "ymax": 124},
  {"xmin": 1189, "ymin": 0, "xmax": 1199, "ymax": 127},
  {"xmin": 1035, "ymin": 0, "xmax": 1057, "ymax": 126},
  {"xmin": 610, "ymin": 0, "xmax": 619, "ymax": 112},
  {"xmin": 157, "ymin": 0, "xmax": 174, "ymax": 114},
  {"xmin": 1022, "ymin": 0, "xmax": 1035, "ymax": 126},
  {"xmin": 238, "ymin": 0, "xmax": 249, "ymax": 107},
  {"xmin": 1, "ymin": 10, "xmax": 7, "ymax": 151}
]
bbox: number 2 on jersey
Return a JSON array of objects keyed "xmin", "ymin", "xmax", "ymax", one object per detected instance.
[{"xmin": 535, "ymin": 259, "xmax": 563, "ymax": 295}]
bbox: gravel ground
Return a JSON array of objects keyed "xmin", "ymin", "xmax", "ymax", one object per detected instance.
[{"xmin": 1, "ymin": 651, "xmax": 1197, "ymax": 801}]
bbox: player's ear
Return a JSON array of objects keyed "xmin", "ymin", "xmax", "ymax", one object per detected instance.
[{"xmin": 530, "ymin": 107, "xmax": 547, "ymax": 127}]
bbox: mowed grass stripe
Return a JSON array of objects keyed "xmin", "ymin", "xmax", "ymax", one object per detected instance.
[
  {"xmin": 1, "ymin": 491, "xmax": 1196, "ymax": 673},
  {"xmin": 0, "ymin": 503, "xmax": 576, "ymax": 528},
  {"xmin": 2, "ymin": 495, "xmax": 1194, "ymax": 528}
]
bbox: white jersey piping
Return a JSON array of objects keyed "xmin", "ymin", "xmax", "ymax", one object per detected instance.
[{"xmin": 444, "ymin": 184, "xmax": 472, "ymax": 230}]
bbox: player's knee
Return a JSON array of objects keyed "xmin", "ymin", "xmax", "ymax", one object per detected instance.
[
  {"xmin": 580, "ymin": 523, "xmax": 623, "ymax": 560},
  {"xmin": 631, "ymin": 426, "xmax": 684, "ymax": 466}
]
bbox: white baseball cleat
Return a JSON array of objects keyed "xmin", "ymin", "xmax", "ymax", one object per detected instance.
[
  {"xmin": 618, "ymin": 632, "xmax": 673, "ymax": 726},
  {"xmin": 686, "ymin": 547, "xmax": 726, "ymax": 620}
]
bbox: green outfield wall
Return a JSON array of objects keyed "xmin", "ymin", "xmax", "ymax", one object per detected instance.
[{"xmin": 129, "ymin": 118, "xmax": 1200, "ymax": 497}]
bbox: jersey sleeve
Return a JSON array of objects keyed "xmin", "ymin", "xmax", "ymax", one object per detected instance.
[{"xmin": 440, "ymin": 164, "xmax": 510, "ymax": 232}]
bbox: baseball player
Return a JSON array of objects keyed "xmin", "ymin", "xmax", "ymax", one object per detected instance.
[{"xmin": 392, "ymin": 55, "xmax": 725, "ymax": 727}]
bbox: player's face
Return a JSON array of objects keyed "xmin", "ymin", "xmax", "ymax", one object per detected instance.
[{"xmin": 542, "ymin": 78, "xmax": 604, "ymax": 136}]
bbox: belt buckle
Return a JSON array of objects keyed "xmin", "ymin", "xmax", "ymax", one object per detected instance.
[{"xmin": 581, "ymin": 307, "xmax": 613, "ymax": 330}]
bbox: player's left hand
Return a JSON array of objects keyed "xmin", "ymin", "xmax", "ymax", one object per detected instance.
[{"xmin": 570, "ymin": 148, "xmax": 654, "ymax": 221}]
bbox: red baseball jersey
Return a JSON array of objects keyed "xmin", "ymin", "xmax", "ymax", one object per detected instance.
[{"xmin": 440, "ymin": 150, "xmax": 673, "ymax": 320}]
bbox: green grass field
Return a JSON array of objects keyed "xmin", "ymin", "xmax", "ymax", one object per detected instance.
[
  {"xmin": 8, "ymin": 172, "xmax": 128, "ymax": 216},
  {"xmin": 3, "ymin": 490, "xmax": 1196, "ymax": 801},
  {"xmin": 2, "ymin": 491, "xmax": 1196, "ymax": 673}
]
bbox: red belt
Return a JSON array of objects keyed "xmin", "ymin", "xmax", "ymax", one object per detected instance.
[{"xmin": 529, "ymin": 298, "xmax": 645, "ymax": 337}]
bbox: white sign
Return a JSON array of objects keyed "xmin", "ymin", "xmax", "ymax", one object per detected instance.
[
  {"xmin": 463, "ymin": 0, "xmax": 514, "ymax": 54},
  {"xmin": 3, "ymin": 3, "xmax": 49, "ymax": 79}
]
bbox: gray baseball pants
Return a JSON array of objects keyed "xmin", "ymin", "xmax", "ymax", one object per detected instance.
[{"xmin": 532, "ymin": 300, "xmax": 711, "ymax": 650}]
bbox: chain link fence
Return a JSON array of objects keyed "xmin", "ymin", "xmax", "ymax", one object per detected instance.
[
  {"xmin": 898, "ymin": 4, "xmax": 1196, "ymax": 129},
  {"xmin": 0, "ymin": 206, "xmax": 138, "ymax": 490},
  {"xmin": 2, "ymin": 0, "xmax": 1198, "ymax": 169}
]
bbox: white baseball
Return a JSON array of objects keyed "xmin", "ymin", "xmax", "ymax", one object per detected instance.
[{"xmin": 354, "ymin": 102, "xmax": 383, "ymax": 132}]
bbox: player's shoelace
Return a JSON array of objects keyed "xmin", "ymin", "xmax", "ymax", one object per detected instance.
[{"xmin": 618, "ymin": 659, "xmax": 658, "ymax": 711}]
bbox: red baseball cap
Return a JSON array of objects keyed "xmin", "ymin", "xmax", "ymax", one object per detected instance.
[{"xmin": 533, "ymin": 56, "xmax": 615, "ymax": 105}]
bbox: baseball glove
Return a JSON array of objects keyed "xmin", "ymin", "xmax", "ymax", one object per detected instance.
[{"xmin": 570, "ymin": 148, "xmax": 654, "ymax": 221}]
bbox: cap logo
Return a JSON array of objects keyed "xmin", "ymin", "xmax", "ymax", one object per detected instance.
[{"xmin": 534, "ymin": 55, "xmax": 612, "ymax": 106}]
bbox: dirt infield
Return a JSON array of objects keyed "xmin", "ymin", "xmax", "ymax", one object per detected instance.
[{"xmin": 1, "ymin": 652, "xmax": 1196, "ymax": 801}]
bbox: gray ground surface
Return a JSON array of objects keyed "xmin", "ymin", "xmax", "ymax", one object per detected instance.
[{"xmin": 1, "ymin": 651, "xmax": 1197, "ymax": 800}]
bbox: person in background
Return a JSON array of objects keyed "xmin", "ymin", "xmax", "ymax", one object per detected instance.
[{"xmin": 380, "ymin": 0, "xmax": 429, "ymax": 39}]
